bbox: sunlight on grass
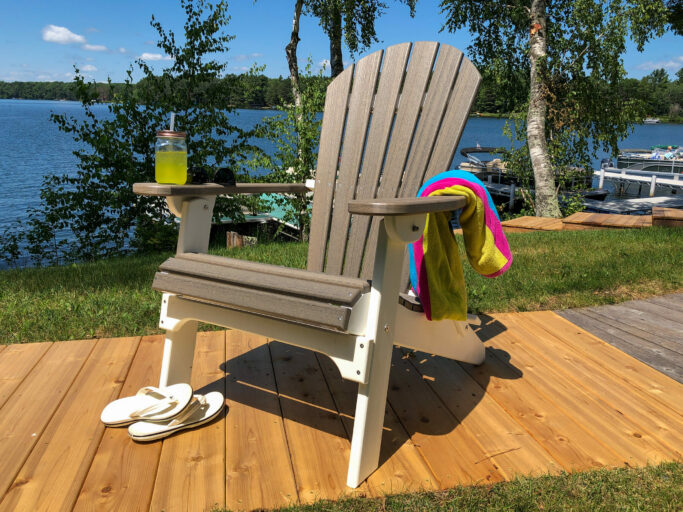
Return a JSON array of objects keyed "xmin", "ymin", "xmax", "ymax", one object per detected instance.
[{"xmin": 1, "ymin": 229, "xmax": 680, "ymax": 344}]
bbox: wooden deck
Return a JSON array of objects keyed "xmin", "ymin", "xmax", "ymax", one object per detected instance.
[
  {"xmin": 0, "ymin": 311, "xmax": 681, "ymax": 511},
  {"xmin": 558, "ymin": 293, "xmax": 683, "ymax": 383}
]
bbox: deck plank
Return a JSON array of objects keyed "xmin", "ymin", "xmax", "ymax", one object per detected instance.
[
  {"xmin": 514, "ymin": 313, "xmax": 683, "ymax": 457},
  {"xmin": 629, "ymin": 300, "xmax": 683, "ymax": 327},
  {"xmin": 565, "ymin": 306, "xmax": 683, "ymax": 356},
  {"xmin": 0, "ymin": 342, "xmax": 52, "ymax": 410},
  {"xmin": 316, "ymin": 352, "xmax": 439, "ymax": 495},
  {"xmin": 499, "ymin": 313, "xmax": 681, "ymax": 461},
  {"xmin": 73, "ymin": 335, "xmax": 165, "ymax": 512},
  {"xmin": 532, "ymin": 311, "xmax": 683, "ymax": 415},
  {"xmin": 558, "ymin": 309, "xmax": 682, "ymax": 382},
  {"xmin": 645, "ymin": 294, "xmax": 683, "ymax": 311},
  {"xmin": 462, "ymin": 338, "xmax": 625, "ymax": 470},
  {"xmin": 405, "ymin": 350, "xmax": 563, "ymax": 478},
  {"xmin": 0, "ymin": 340, "xmax": 94, "ymax": 499},
  {"xmin": 0, "ymin": 308, "xmax": 681, "ymax": 510},
  {"xmin": 386, "ymin": 350, "xmax": 504, "ymax": 487},
  {"xmin": 225, "ymin": 331, "xmax": 299, "ymax": 511},
  {"xmin": 269, "ymin": 341, "xmax": 367, "ymax": 503},
  {"xmin": 0, "ymin": 336, "xmax": 139, "ymax": 512},
  {"xmin": 583, "ymin": 304, "xmax": 682, "ymax": 340},
  {"xmin": 150, "ymin": 331, "xmax": 227, "ymax": 512}
]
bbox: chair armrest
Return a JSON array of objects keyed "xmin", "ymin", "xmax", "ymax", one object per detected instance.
[
  {"xmin": 348, "ymin": 196, "xmax": 466, "ymax": 216},
  {"xmin": 133, "ymin": 182, "xmax": 310, "ymax": 197}
]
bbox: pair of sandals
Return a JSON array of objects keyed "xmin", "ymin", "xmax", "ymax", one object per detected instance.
[{"xmin": 100, "ymin": 384, "xmax": 224, "ymax": 441}]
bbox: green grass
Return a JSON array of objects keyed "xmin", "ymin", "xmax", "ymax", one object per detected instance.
[
  {"xmin": 460, "ymin": 227, "xmax": 682, "ymax": 313},
  {"xmin": 209, "ymin": 463, "xmax": 682, "ymax": 511},
  {"xmin": 0, "ymin": 228, "xmax": 681, "ymax": 344}
]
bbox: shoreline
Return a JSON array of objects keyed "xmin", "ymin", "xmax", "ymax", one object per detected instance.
[{"xmin": 1, "ymin": 99, "xmax": 681, "ymax": 124}]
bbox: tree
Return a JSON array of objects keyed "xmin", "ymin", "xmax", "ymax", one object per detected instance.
[
  {"xmin": 251, "ymin": 61, "xmax": 328, "ymax": 241},
  {"xmin": 286, "ymin": 0, "xmax": 305, "ymax": 107},
  {"xmin": 441, "ymin": 0, "xmax": 669, "ymax": 217},
  {"xmin": 305, "ymin": 0, "xmax": 416, "ymax": 77},
  {"xmin": 0, "ymin": 0, "xmax": 253, "ymax": 266},
  {"xmin": 668, "ymin": 0, "xmax": 683, "ymax": 34}
]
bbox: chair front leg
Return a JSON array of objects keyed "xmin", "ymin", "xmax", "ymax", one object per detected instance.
[
  {"xmin": 158, "ymin": 293, "xmax": 198, "ymax": 387},
  {"xmin": 346, "ymin": 216, "xmax": 422, "ymax": 488}
]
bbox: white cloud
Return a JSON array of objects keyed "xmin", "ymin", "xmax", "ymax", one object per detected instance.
[
  {"xmin": 139, "ymin": 52, "xmax": 173, "ymax": 61},
  {"xmin": 42, "ymin": 25, "xmax": 86, "ymax": 45},
  {"xmin": 82, "ymin": 44, "xmax": 108, "ymax": 52},
  {"xmin": 636, "ymin": 56, "xmax": 683, "ymax": 71},
  {"xmin": 81, "ymin": 64, "xmax": 97, "ymax": 72},
  {"xmin": 233, "ymin": 52, "xmax": 264, "ymax": 61},
  {"xmin": 318, "ymin": 59, "xmax": 330, "ymax": 68},
  {"xmin": 118, "ymin": 47, "xmax": 126, "ymax": 54},
  {"xmin": 86, "ymin": 27, "xmax": 99, "ymax": 33}
]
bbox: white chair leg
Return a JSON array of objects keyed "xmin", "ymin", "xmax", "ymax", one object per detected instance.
[
  {"xmin": 394, "ymin": 307, "xmax": 485, "ymax": 365},
  {"xmin": 346, "ymin": 336, "xmax": 393, "ymax": 488},
  {"xmin": 347, "ymin": 218, "xmax": 407, "ymax": 488},
  {"xmin": 159, "ymin": 319, "xmax": 198, "ymax": 387}
]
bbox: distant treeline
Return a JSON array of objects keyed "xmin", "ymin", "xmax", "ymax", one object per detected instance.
[
  {"xmin": 0, "ymin": 74, "xmax": 299, "ymax": 108},
  {"xmin": 1, "ymin": 68, "xmax": 682, "ymax": 119},
  {"xmin": 471, "ymin": 67, "xmax": 683, "ymax": 121}
]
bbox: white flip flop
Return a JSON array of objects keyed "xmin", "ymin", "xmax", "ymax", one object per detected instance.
[
  {"xmin": 128, "ymin": 392, "xmax": 225, "ymax": 442},
  {"xmin": 101, "ymin": 383, "xmax": 193, "ymax": 427}
]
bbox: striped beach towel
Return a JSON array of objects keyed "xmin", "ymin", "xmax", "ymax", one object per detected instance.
[{"xmin": 408, "ymin": 170, "xmax": 512, "ymax": 321}]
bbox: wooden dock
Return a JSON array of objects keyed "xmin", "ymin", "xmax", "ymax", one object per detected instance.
[
  {"xmin": 595, "ymin": 168, "xmax": 683, "ymax": 196},
  {"xmin": 494, "ymin": 208, "xmax": 683, "ymax": 233},
  {"xmin": 557, "ymin": 293, "xmax": 683, "ymax": 383},
  {"xmin": 582, "ymin": 196, "xmax": 683, "ymax": 214},
  {"xmin": 0, "ymin": 311, "xmax": 681, "ymax": 511},
  {"xmin": 561, "ymin": 212, "xmax": 652, "ymax": 230},
  {"xmin": 499, "ymin": 216, "xmax": 565, "ymax": 232}
]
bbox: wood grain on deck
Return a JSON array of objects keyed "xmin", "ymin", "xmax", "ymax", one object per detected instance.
[
  {"xmin": 0, "ymin": 309, "xmax": 681, "ymax": 511},
  {"xmin": 557, "ymin": 294, "xmax": 683, "ymax": 383}
]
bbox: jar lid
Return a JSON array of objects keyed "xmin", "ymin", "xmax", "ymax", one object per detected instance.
[{"xmin": 156, "ymin": 130, "xmax": 186, "ymax": 138}]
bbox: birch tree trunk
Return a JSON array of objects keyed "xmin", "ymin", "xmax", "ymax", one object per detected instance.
[
  {"xmin": 285, "ymin": 0, "xmax": 304, "ymax": 108},
  {"xmin": 527, "ymin": 0, "xmax": 562, "ymax": 218},
  {"xmin": 329, "ymin": 3, "xmax": 344, "ymax": 77}
]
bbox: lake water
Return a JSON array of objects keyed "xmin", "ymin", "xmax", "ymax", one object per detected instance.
[{"xmin": 1, "ymin": 99, "xmax": 682, "ymax": 266}]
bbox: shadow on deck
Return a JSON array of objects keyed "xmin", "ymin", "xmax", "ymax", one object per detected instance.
[{"xmin": 0, "ymin": 310, "xmax": 680, "ymax": 511}]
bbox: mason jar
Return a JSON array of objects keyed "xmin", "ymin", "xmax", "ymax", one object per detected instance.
[{"xmin": 155, "ymin": 130, "xmax": 188, "ymax": 184}]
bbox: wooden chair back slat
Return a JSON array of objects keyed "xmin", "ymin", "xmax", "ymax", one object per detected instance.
[
  {"xmin": 424, "ymin": 57, "xmax": 481, "ymax": 182},
  {"xmin": 343, "ymin": 42, "xmax": 426, "ymax": 277},
  {"xmin": 307, "ymin": 42, "xmax": 481, "ymax": 281},
  {"xmin": 397, "ymin": 44, "xmax": 463, "ymax": 199},
  {"xmin": 358, "ymin": 41, "xmax": 440, "ymax": 279},
  {"xmin": 307, "ymin": 65, "xmax": 354, "ymax": 272},
  {"xmin": 324, "ymin": 50, "xmax": 384, "ymax": 275}
]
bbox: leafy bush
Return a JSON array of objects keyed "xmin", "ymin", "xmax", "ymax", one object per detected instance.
[{"xmin": 0, "ymin": 0, "xmax": 255, "ymax": 266}]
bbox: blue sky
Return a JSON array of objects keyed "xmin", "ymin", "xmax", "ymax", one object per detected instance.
[{"xmin": 1, "ymin": 0, "xmax": 681, "ymax": 83}]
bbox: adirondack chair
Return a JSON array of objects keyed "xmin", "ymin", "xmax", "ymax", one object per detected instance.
[{"xmin": 133, "ymin": 41, "xmax": 485, "ymax": 488}]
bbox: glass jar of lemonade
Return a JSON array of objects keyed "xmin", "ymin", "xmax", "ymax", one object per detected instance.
[{"xmin": 155, "ymin": 130, "xmax": 188, "ymax": 184}]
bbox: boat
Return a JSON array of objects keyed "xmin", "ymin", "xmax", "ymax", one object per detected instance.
[
  {"xmin": 617, "ymin": 145, "xmax": 683, "ymax": 173},
  {"xmin": 457, "ymin": 147, "xmax": 608, "ymax": 207},
  {"xmin": 643, "ymin": 118, "xmax": 661, "ymax": 124}
]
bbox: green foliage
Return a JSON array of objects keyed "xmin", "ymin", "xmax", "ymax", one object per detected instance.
[
  {"xmin": 250, "ymin": 60, "xmax": 329, "ymax": 241},
  {"xmin": 304, "ymin": 0, "xmax": 416, "ymax": 56},
  {"xmin": 440, "ymin": 0, "xmax": 671, "ymax": 199},
  {"xmin": 0, "ymin": 0, "xmax": 256, "ymax": 266},
  {"xmin": 2, "ymin": 229, "xmax": 681, "ymax": 344}
]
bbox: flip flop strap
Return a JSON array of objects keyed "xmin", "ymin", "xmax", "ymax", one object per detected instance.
[
  {"xmin": 130, "ymin": 388, "xmax": 179, "ymax": 419},
  {"xmin": 169, "ymin": 395, "xmax": 208, "ymax": 427}
]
